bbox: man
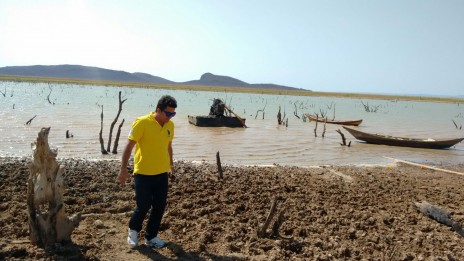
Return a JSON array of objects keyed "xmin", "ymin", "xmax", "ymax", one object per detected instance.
[{"xmin": 118, "ymin": 95, "xmax": 177, "ymax": 249}]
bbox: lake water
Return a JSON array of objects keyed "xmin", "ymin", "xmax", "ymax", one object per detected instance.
[{"xmin": 1, "ymin": 82, "xmax": 463, "ymax": 166}]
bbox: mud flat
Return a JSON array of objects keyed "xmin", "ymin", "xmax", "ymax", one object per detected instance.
[{"xmin": 1, "ymin": 158, "xmax": 464, "ymax": 260}]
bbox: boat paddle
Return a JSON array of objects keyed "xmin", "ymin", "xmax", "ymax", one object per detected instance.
[{"xmin": 223, "ymin": 104, "xmax": 247, "ymax": 128}]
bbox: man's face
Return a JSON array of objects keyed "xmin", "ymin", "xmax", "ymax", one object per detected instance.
[{"xmin": 158, "ymin": 106, "xmax": 176, "ymax": 124}]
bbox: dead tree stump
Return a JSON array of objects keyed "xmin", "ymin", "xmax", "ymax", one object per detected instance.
[
  {"xmin": 27, "ymin": 127, "xmax": 81, "ymax": 248},
  {"xmin": 216, "ymin": 151, "xmax": 223, "ymax": 179},
  {"xmin": 258, "ymin": 196, "xmax": 278, "ymax": 238}
]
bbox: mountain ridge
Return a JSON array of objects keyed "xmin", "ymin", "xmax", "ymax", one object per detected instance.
[{"xmin": 0, "ymin": 64, "xmax": 305, "ymax": 91}]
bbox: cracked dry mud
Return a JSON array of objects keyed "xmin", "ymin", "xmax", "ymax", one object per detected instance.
[{"xmin": 1, "ymin": 158, "xmax": 464, "ymax": 260}]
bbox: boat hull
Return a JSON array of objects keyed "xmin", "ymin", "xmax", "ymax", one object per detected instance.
[
  {"xmin": 188, "ymin": 115, "xmax": 246, "ymax": 127},
  {"xmin": 343, "ymin": 126, "xmax": 464, "ymax": 149},
  {"xmin": 307, "ymin": 114, "xmax": 362, "ymax": 126}
]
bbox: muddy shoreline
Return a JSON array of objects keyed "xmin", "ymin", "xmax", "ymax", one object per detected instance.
[{"xmin": 1, "ymin": 158, "xmax": 464, "ymax": 260}]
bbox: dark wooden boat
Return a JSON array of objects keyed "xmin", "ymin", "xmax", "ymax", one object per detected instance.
[
  {"xmin": 188, "ymin": 115, "xmax": 246, "ymax": 127},
  {"xmin": 307, "ymin": 114, "xmax": 362, "ymax": 126},
  {"xmin": 343, "ymin": 126, "xmax": 464, "ymax": 149}
]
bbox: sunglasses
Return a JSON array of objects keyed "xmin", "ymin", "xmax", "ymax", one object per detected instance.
[{"xmin": 163, "ymin": 111, "xmax": 176, "ymax": 118}]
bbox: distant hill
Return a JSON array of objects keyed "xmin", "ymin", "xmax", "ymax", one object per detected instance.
[
  {"xmin": 0, "ymin": 64, "xmax": 305, "ymax": 91},
  {"xmin": 184, "ymin": 72, "xmax": 300, "ymax": 90},
  {"xmin": 0, "ymin": 65, "xmax": 173, "ymax": 84}
]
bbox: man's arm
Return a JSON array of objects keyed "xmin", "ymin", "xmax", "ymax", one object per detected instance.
[
  {"xmin": 118, "ymin": 139, "xmax": 136, "ymax": 184},
  {"xmin": 168, "ymin": 141, "xmax": 175, "ymax": 179}
]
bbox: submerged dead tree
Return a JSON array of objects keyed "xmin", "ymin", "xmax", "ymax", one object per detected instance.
[
  {"xmin": 452, "ymin": 119, "xmax": 462, "ymax": 129},
  {"xmin": 112, "ymin": 119, "xmax": 125, "ymax": 154},
  {"xmin": 99, "ymin": 91, "xmax": 127, "ymax": 154},
  {"xmin": 277, "ymin": 106, "xmax": 287, "ymax": 126},
  {"xmin": 106, "ymin": 91, "xmax": 127, "ymax": 153},
  {"xmin": 293, "ymin": 103, "xmax": 300, "ymax": 119},
  {"xmin": 65, "ymin": 130, "xmax": 73, "ymax": 138},
  {"xmin": 46, "ymin": 85, "xmax": 55, "ymax": 105},
  {"xmin": 361, "ymin": 101, "xmax": 380, "ymax": 112},
  {"xmin": 313, "ymin": 114, "xmax": 319, "ymax": 137},
  {"xmin": 321, "ymin": 118, "xmax": 327, "ymax": 137},
  {"xmin": 25, "ymin": 115, "xmax": 37, "ymax": 125},
  {"xmin": 27, "ymin": 127, "xmax": 81, "ymax": 248},
  {"xmin": 99, "ymin": 105, "xmax": 107, "ymax": 154},
  {"xmin": 255, "ymin": 100, "xmax": 267, "ymax": 119},
  {"xmin": 336, "ymin": 129, "xmax": 351, "ymax": 146}
]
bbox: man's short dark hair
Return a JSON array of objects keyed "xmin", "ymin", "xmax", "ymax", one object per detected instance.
[{"xmin": 157, "ymin": 95, "xmax": 177, "ymax": 111}]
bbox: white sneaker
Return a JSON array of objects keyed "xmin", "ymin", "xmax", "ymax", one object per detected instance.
[
  {"xmin": 127, "ymin": 229, "xmax": 138, "ymax": 249},
  {"xmin": 145, "ymin": 236, "xmax": 166, "ymax": 248}
]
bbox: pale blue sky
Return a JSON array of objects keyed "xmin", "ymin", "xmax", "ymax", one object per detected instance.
[{"xmin": 0, "ymin": 0, "xmax": 463, "ymax": 96}]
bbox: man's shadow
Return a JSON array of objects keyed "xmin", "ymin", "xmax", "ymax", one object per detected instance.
[
  {"xmin": 136, "ymin": 242, "xmax": 203, "ymax": 261},
  {"xmin": 136, "ymin": 242, "xmax": 246, "ymax": 261}
]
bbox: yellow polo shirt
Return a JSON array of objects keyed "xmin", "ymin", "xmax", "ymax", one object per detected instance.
[{"xmin": 129, "ymin": 113, "xmax": 174, "ymax": 175}]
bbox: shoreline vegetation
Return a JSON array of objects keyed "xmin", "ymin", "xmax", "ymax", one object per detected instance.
[{"xmin": 1, "ymin": 74, "xmax": 463, "ymax": 104}]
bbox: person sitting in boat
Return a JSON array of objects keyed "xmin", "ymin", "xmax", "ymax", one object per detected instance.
[{"xmin": 209, "ymin": 99, "xmax": 226, "ymax": 117}]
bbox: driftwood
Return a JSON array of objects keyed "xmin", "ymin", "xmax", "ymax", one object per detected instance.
[
  {"xmin": 216, "ymin": 151, "xmax": 223, "ymax": 179},
  {"xmin": 26, "ymin": 115, "xmax": 37, "ymax": 125},
  {"xmin": 27, "ymin": 127, "xmax": 81, "ymax": 248},
  {"xmin": 106, "ymin": 91, "xmax": 127, "ymax": 153},
  {"xmin": 415, "ymin": 201, "xmax": 464, "ymax": 237},
  {"xmin": 383, "ymin": 156, "xmax": 464, "ymax": 176}
]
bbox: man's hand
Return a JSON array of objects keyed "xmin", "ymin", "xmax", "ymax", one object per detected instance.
[
  {"xmin": 118, "ymin": 168, "xmax": 130, "ymax": 184},
  {"xmin": 169, "ymin": 167, "xmax": 176, "ymax": 181}
]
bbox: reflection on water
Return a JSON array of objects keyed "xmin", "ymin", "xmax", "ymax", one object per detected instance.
[{"xmin": 1, "ymin": 82, "xmax": 463, "ymax": 166}]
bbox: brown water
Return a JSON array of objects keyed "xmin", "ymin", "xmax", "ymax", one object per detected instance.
[{"xmin": 1, "ymin": 82, "xmax": 463, "ymax": 166}]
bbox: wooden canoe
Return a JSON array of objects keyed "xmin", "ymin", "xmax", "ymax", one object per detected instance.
[
  {"xmin": 307, "ymin": 114, "xmax": 362, "ymax": 126},
  {"xmin": 188, "ymin": 115, "xmax": 246, "ymax": 127},
  {"xmin": 343, "ymin": 126, "xmax": 464, "ymax": 149}
]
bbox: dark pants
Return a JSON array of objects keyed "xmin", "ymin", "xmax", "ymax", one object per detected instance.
[{"xmin": 129, "ymin": 173, "xmax": 168, "ymax": 241}]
